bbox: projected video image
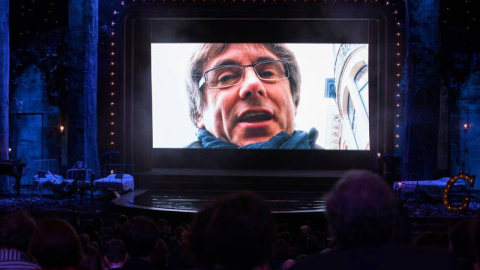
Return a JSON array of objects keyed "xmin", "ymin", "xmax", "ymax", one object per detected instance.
[{"xmin": 152, "ymin": 43, "xmax": 369, "ymax": 150}]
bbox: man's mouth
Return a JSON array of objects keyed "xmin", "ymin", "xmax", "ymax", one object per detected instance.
[{"xmin": 239, "ymin": 111, "xmax": 273, "ymax": 123}]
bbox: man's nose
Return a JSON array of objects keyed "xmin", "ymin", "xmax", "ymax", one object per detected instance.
[{"xmin": 238, "ymin": 67, "xmax": 267, "ymax": 99}]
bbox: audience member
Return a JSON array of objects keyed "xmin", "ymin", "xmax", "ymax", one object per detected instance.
[
  {"xmin": 157, "ymin": 218, "xmax": 170, "ymax": 234},
  {"xmin": 305, "ymin": 235, "xmax": 321, "ymax": 255},
  {"xmin": 300, "ymin": 226, "xmax": 311, "ymax": 238},
  {"xmin": 293, "ymin": 255, "xmax": 308, "ymax": 264},
  {"xmin": 84, "ymin": 223, "xmax": 103, "ymax": 250},
  {"xmin": 29, "ymin": 218, "xmax": 82, "ymax": 270},
  {"xmin": 272, "ymin": 239, "xmax": 291, "ymax": 270},
  {"xmin": 292, "ymin": 170, "xmax": 457, "ymax": 270},
  {"xmin": 104, "ymin": 239, "xmax": 127, "ymax": 270},
  {"xmin": 273, "ymin": 238, "xmax": 291, "ymax": 260},
  {"xmin": 121, "ymin": 215, "xmax": 161, "ymax": 270},
  {"xmin": 393, "ymin": 202, "xmax": 413, "ymax": 244},
  {"xmin": 413, "ymin": 231, "xmax": 449, "ymax": 250},
  {"xmin": 278, "ymin": 231, "xmax": 297, "ymax": 258},
  {"xmin": 449, "ymin": 219, "xmax": 475, "ymax": 270},
  {"xmin": 168, "ymin": 230, "xmax": 194, "ymax": 270},
  {"xmin": 79, "ymin": 244, "xmax": 103, "ymax": 270},
  {"xmin": 0, "ymin": 210, "xmax": 39, "ymax": 270},
  {"xmin": 112, "ymin": 214, "xmax": 129, "ymax": 239},
  {"xmin": 320, "ymin": 237, "xmax": 336, "ymax": 253},
  {"xmin": 277, "ymin": 223, "xmax": 290, "ymax": 234},
  {"xmin": 68, "ymin": 216, "xmax": 81, "ymax": 234},
  {"xmin": 188, "ymin": 190, "xmax": 276, "ymax": 270},
  {"xmin": 311, "ymin": 231, "xmax": 328, "ymax": 252},
  {"xmin": 324, "ymin": 171, "xmax": 399, "ymax": 248},
  {"xmin": 92, "ymin": 217, "xmax": 104, "ymax": 235},
  {"xmin": 157, "ymin": 218, "xmax": 176, "ymax": 253},
  {"xmin": 294, "ymin": 225, "xmax": 311, "ymax": 255},
  {"xmin": 280, "ymin": 259, "xmax": 296, "ymax": 270},
  {"xmin": 78, "ymin": 234, "xmax": 91, "ymax": 248},
  {"xmin": 157, "ymin": 218, "xmax": 172, "ymax": 239},
  {"xmin": 172, "ymin": 226, "xmax": 185, "ymax": 248},
  {"xmin": 469, "ymin": 216, "xmax": 480, "ymax": 270},
  {"xmin": 180, "ymin": 222, "xmax": 191, "ymax": 232},
  {"xmin": 151, "ymin": 238, "xmax": 168, "ymax": 270}
]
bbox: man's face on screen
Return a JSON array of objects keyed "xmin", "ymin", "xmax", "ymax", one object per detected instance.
[{"xmin": 197, "ymin": 44, "xmax": 296, "ymax": 147}]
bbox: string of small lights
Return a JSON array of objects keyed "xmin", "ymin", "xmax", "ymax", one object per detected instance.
[
  {"xmin": 105, "ymin": 0, "xmax": 405, "ymax": 150},
  {"xmin": 388, "ymin": 0, "xmax": 404, "ymax": 155},
  {"xmin": 106, "ymin": 0, "xmax": 126, "ymax": 148},
  {"xmin": 443, "ymin": 173, "xmax": 475, "ymax": 211}
]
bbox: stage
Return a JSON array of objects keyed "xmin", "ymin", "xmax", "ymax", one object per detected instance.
[
  {"xmin": 1, "ymin": 172, "xmax": 479, "ymax": 224},
  {"xmin": 112, "ymin": 189, "xmax": 326, "ymax": 213},
  {"xmin": 105, "ymin": 168, "xmax": 342, "ymax": 213},
  {"xmin": 109, "ymin": 173, "xmax": 480, "ymax": 226}
]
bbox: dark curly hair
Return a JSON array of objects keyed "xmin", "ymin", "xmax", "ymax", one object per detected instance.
[
  {"xmin": 188, "ymin": 191, "xmax": 276, "ymax": 270},
  {"xmin": 29, "ymin": 218, "xmax": 81, "ymax": 269},
  {"xmin": 0, "ymin": 210, "xmax": 36, "ymax": 252}
]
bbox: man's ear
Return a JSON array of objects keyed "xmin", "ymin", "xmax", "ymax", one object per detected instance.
[{"xmin": 197, "ymin": 115, "xmax": 205, "ymax": 128}]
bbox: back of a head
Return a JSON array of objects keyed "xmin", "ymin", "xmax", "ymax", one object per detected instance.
[
  {"xmin": 80, "ymin": 244, "xmax": 103, "ymax": 270},
  {"xmin": 67, "ymin": 216, "xmax": 80, "ymax": 233},
  {"xmin": 325, "ymin": 170, "xmax": 398, "ymax": 248},
  {"xmin": 105, "ymin": 238, "xmax": 127, "ymax": 264},
  {"xmin": 449, "ymin": 219, "xmax": 475, "ymax": 260},
  {"xmin": 93, "ymin": 217, "xmax": 104, "ymax": 231},
  {"xmin": 157, "ymin": 218, "xmax": 168, "ymax": 232},
  {"xmin": 300, "ymin": 225, "xmax": 311, "ymax": 237},
  {"xmin": 29, "ymin": 218, "xmax": 81, "ymax": 269},
  {"xmin": 279, "ymin": 231, "xmax": 292, "ymax": 244},
  {"xmin": 472, "ymin": 216, "xmax": 480, "ymax": 265},
  {"xmin": 414, "ymin": 231, "xmax": 449, "ymax": 250},
  {"xmin": 123, "ymin": 215, "xmax": 160, "ymax": 259},
  {"xmin": 0, "ymin": 210, "xmax": 36, "ymax": 253},
  {"xmin": 117, "ymin": 214, "xmax": 128, "ymax": 225},
  {"xmin": 173, "ymin": 225, "xmax": 185, "ymax": 241},
  {"xmin": 189, "ymin": 190, "xmax": 275, "ymax": 270}
]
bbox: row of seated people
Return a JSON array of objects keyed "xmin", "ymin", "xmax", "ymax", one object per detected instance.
[{"xmin": 1, "ymin": 170, "xmax": 480, "ymax": 270}]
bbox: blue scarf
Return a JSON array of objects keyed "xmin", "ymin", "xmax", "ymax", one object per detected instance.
[{"xmin": 196, "ymin": 128, "xmax": 318, "ymax": 149}]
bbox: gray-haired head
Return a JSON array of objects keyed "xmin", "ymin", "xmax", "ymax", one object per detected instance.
[
  {"xmin": 186, "ymin": 43, "xmax": 301, "ymax": 127},
  {"xmin": 325, "ymin": 170, "xmax": 399, "ymax": 248}
]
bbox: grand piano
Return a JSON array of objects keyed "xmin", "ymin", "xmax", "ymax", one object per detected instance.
[{"xmin": 0, "ymin": 160, "xmax": 27, "ymax": 196}]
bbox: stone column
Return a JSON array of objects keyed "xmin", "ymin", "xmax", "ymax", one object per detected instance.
[
  {"xmin": 402, "ymin": 0, "xmax": 441, "ymax": 180},
  {"xmin": 0, "ymin": 0, "xmax": 10, "ymax": 194},
  {"xmin": 67, "ymin": 0, "xmax": 100, "ymax": 177}
]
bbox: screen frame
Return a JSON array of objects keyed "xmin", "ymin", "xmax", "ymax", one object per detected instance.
[{"xmin": 113, "ymin": 2, "xmax": 395, "ymax": 172}]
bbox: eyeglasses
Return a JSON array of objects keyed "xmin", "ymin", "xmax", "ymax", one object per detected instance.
[{"xmin": 199, "ymin": 59, "xmax": 290, "ymax": 89}]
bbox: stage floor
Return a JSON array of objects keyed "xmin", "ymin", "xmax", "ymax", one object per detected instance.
[
  {"xmin": 110, "ymin": 180, "xmax": 480, "ymax": 219},
  {"xmin": 2, "ymin": 182, "xmax": 480, "ymax": 222},
  {"xmin": 112, "ymin": 189, "xmax": 327, "ymax": 213}
]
